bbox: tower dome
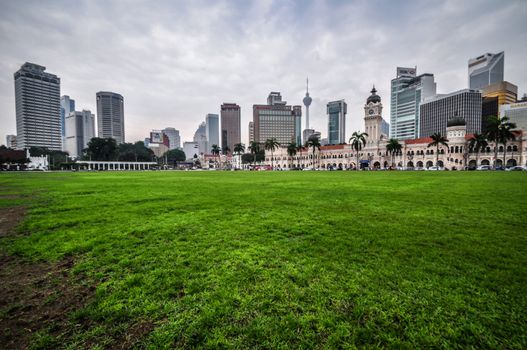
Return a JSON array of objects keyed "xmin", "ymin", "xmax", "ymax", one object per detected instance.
[{"xmin": 367, "ymin": 86, "xmax": 381, "ymax": 104}]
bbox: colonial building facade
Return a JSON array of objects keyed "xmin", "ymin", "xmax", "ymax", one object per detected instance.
[{"xmin": 265, "ymin": 89, "xmax": 527, "ymax": 170}]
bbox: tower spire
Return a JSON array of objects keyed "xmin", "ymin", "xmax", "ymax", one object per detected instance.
[{"xmin": 306, "ymin": 77, "xmax": 309, "ymax": 94}]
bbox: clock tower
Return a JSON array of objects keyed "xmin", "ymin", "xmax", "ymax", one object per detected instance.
[{"xmin": 364, "ymin": 86, "xmax": 385, "ymax": 145}]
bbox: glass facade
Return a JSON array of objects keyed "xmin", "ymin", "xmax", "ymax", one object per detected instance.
[
  {"xmin": 327, "ymin": 100, "xmax": 347, "ymax": 145},
  {"xmin": 468, "ymin": 52, "xmax": 504, "ymax": 90}
]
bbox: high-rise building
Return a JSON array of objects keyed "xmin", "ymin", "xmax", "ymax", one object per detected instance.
[
  {"xmin": 193, "ymin": 122, "xmax": 208, "ymax": 154},
  {"xmin": 481, "ymin": 81, "xmax": 518, "ymax": 106},
  {"xmin": 96, "ymin": 91, "xmax": 125, "ymax": 144},
  {"xmin": 220, "ymin": 103, "xmax": 241, "ymax": 153},
  {"xmin": 248, "ymin": 122, "xmax": 254, "ymax": 143},
  {"xmin": 162, "ymin": 127, "xmax": 181, "ymax": 150},
  {"xmin": 206, "ymin": 114, "xmax": 220, "ymax": 151},
  {"xmin": 468, "ymin": 52, "xmax": 504, "ymax": 90},
  {"xmin": 327, "ymin": 100, "xmax": 347, "ymax": 145},
  {"xmin": 253, "ymin": 92, "xmax": 300, "ymax": 145},
  {"xmin": 500, "ymin": 101, "xmax": 527, "ymax": 131},
  {"xmin": 390, "ymin": 67, "xmax": 436, "ymax": 140},
  {"xmin": 14, "ymin": 62, "xmax": 61, "ymax": 150},
  {"xmin": 64, "ymin": 110, "xmax": 95, "ymax": 158},
  {"xmin": 482, "ymin": 96, "xmax": 499, "ymax": 131},
  {"xmin": 293, "ymin": 105, "xmax": 302, "ymax": 145},
  {"xmin": 419, "ymin": 89, "xmax": 482, "ymax": 138},
  {"xmin": 6, "ymin": 135, "xmax": 17, "ymax": 149},
  {"xmin": 60, "ymin": 95, "xmax": 75, "ymax": 150},
  {"xmin": 303, "ymin": 77, "xmax": 312, "ymax": 130}
]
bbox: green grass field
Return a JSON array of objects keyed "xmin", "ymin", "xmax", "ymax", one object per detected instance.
[{"xmin": 1, "ymin": 171, "xmax": 526, "ymax": 349}]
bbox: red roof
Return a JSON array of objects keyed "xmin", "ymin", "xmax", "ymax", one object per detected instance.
[
  {"xmin": 321, "ymin": 144, "xmax": 346, "ymax": 150},
  {"xmin": 404, "ymin": 137, "xmax": 432, "ymax": 145}
]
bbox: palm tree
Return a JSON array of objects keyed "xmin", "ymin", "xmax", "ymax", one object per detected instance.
[
  {"xmin": 468, "ymin": 133, "xmax": 488, "ymax": 168},
  {"xmin": 264, "ymin": 138, "xmax": 280, "ymax": 169},
  {"xmin": 233, "ymin": 143, "xmax": 245, "ymax": 155},
  {"xmin": 248, "ymin": 141, "xmax": 260, "ymax": 169},
  {"xmin": 484, "ymin": 115, "xmax": 516, "ymax": 169},
  {"xmin": 286, "ymin": 142, "xmax": 297, "ymax": 169},
  {"xmin": 386, "ymin": 138, "xmax": 402, "ymax": 168},
  {"xmin": 305, "ymin": 137, "xmax": 321, "ymax": 169},
  {"xmin": 211, "ymin": 144, "xmax": 221, "ymax": 168},
  {"xmin": 222, "ymin": 146, "xmax": 231, "ymax": 155},
  {"xmin": 427, "ymin": 133, "xmax": 448, "ymax": 167},
  {"xmin": 349, "ymin": 131, "xmax": 368, "ymax": 170}
]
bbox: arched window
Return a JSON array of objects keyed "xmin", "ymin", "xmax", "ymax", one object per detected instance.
[
  {"xmin": 499, "ymin": 146, "xmax": 504, "ymax": 152},
  {"xmin": 513, "ymin": 145, "xmax": 518, "ymax": 152},
  {"xmin": 507, "ymin": 146, "xmax": 512, "ymax": 152}
]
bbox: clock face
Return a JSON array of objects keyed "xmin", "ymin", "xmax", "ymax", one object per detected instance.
[{"xmin": 368, "ymin": 109, "xmax": 374, "ymax": 115}]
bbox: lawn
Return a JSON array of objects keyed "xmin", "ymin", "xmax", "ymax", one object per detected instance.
[{"xmin": 0, "ymin": 171, "xmax": 526, "ymax": 349}]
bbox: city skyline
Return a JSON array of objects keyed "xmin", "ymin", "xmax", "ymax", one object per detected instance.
[{"xmin": 1, "ymin": 0, "xmax": 527, "ymax": 147}]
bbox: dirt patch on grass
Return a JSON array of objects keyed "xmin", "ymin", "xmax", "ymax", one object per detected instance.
[
  {"xmin": 0, "ymin": 206, "xmax": 94, "ymax": 349},
  {"xmin": 0, "ymin": 206, "xmax": 27, "ymax": 237}
]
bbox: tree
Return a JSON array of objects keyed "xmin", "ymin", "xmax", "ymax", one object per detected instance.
[
  {"xmin": 386, "ymin": 138, "xmax": 402, "ymax": 168},
  {"xmin": 211, "ymin": 144, "xmax": 221, "ymax": 168},
  {"xmin": 233, "ymin": 143, "xmax": 245, "ymax": 155},
  {"xmin": 468, "ymin": 133, "xmax": 488, "ymax": 168},
  {"xmin": 117, "ymin": 141, "xmax": 154, "ymax": 162},
  {"xmin": 305, "ymin": 137, "xmax": 321, "ymax": 169},
  {"xmin": 86, "ymin": 137, "xmax": 118, "ymax": 161},
  {"xmin": 264, "ymin": 138, "xmax": 280, "ymax": 169},
  {"xmin": 222, "ymin": 146, "xmax": 231, "ymax": 156},
  {"xmin": 164, "ymin": 149, "xmax": 186, "ymax": 166},
  {"xmin": 427, "ymin": 133, "xmax": 449, "ymax": 167},
  {"xmin": 349, "ymin": 131, "xmax": 368, "ymax": 170},
  {"xmin": 248, "ymin": 141, "xmax": 260, "ymax": 168},
  {"xmin": 484, "ymin": 115, "xmax": 516, "ymax": 169},
  {"xmin": 286, "ymin": 142, "xmax": 297, "ymax": 169}
]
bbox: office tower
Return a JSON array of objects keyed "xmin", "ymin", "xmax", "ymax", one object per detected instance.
[
  {"xmin": 248, "ymin": 122, "xmax": 254, "ymax": 143},
  {"xmin": 60, "ymin": 95, "xmax": 75, "ymax": 150},
  {"xmin": 183, "ymin": 141, "xmax": 199, "ymax": 160},
  {"xmin": 221, "ymin": 103, "xmax": 241, "ymax": 153},
  {"xmin": 96, "ymin": 91, "xmax": 125, "ymax": 144},
  {"xmin": 419, "ymin": 89, "xmax": 482, "ymax": 137},
  {"xmin": 500, "ymin": 102, "xmax": 527, "ymax": 130},
  {"xmin": 303, "ymin": 129, "xmax": 321, "ymax": 143},
  {"xmin": 303, "ymin": 78, "xmax": 312, "ymax": 129},
  {"xmin": 482, "ymin": 96, "xmax": 499, "ymax": 131},
  {"xmin": 481, "ymin": 81, "xmax": 518, "ymax": 106},
  {"xmin": 14, "ymin": 62, "xmax": 61, "ymax": 150},
  {"xmin": 193, "ymin": 122, "xmax": 207, "ymax": 154},
  {"xmin": 206, "ymin": 114, "xmax": 220, "ymax": 151},
  {"xmin": 468, "ymin": 52, "xmax": 504, "ymax": 90},
  {"xmin": 253, "ymin": 92, "xmax": 299, "ymax": 145},
  {"xmin": 381, "ymin": 120, "xmax": 390, "ymax": 137},
  {"xmin": 390, "ymin": 67, "xmax": 436, "ymax": 140},
  {"xmin": 293, "ymin": 105, "xmax": 302, "ymax": 145},
  {"xmin": 162, "ymin": 127, "xmax": 181, "ymax": 149},
  {"xmin": 6, "ymin": 135, "xmax": 17, "ymax": 149},
  {"xmin": 64, "ymin": 110, "xmax": 95, "ymax": 158},
  {"xmin": 327, "ymin": 100, "xmax": 347, "ymax": 145}
]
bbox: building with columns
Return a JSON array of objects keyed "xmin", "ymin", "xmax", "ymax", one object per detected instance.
[{"xmin": 265, "ymin": 88, "xmax": 527, "ymax": 170}]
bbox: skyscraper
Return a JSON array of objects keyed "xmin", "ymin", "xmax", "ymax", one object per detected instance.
[
  {"xmin": 327, "ymin": 100, "xmax": 347, "ymax": 145},
  {"xmin": 468, "ymin": 52, "xmax": 504, "ymax": 90},
  {"xmin": 6, "ymin": 135, "xmax": 17, "ymax": 149},
  {"xmin": 162, "ymin": 127, "xmax": 181, "ymax": 149},
  {"xmin": 220, "ymin": 103, "xmax": 241, "ymax": 153},
  {"xmin": 390, "ymin": 67, "xmax": 436, "ymax": 140},
  {"xmin": 248, "ymin": 122, "xmax": 254, "ymax": 143},
  {"xmin": 60, "ymin": 95, "xmax": 75, "ymax": 150},
  {"xmin": 253, "ymin": 92, "xmax": 300, "ymax": 145},
  {"xmin": 206, "ymin": 114, "xmax": 220, "ymax": 151},
  {"xmin": 64, "ymin": 110, "xmax": 95, "ymax": 158},
  {"xmin": 193, "ymin": 122, "xmax": 208, "ymax": 154},
  {"xmin": 14, "ymin": 62, "xmax": 61, "ymax": 150},
  {"xmin": 481, "ymin": 81, "xmax": 517, "ymax": 106},
  {"xmin": 419, "ymin": 89, "xmax": 482, "ymax": 137},
  {"xmin": 96, "ymin": 91, "xmax": 125, "ymax": 144}
]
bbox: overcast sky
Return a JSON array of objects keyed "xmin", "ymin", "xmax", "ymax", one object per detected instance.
[{"xmin": 1, "ymin": 0, "xmax": 526, "ymax": 146}]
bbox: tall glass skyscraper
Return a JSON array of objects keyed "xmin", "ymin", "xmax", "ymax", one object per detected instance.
[
  {"xmin": 64, "ymin": 110, "xmax": 95, "ymax": 158},
  {"xmin": 327, "ymin": 100, "xmax": 347, "ymax": 145},
  {"xmin": 390, "ymin": 67, "xmax": 436, "ymax": 140},
  {"xmin": 253, "ymin": 92, "xmax": 300, "ymax": 145},
  {"xmin": 14, "ymin": 62, "xmax": 61, "ymax": 150},
  {"xmin": 96, "ymin": 91, "xmax": 125, "ymax": 144},
  {"xmin": 468, "ymin": 52, "xmax": 504, "ymax": 90},
  {"xmin": 206, "ymin": 114, "xmax": 220, "ymax": 151}
]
